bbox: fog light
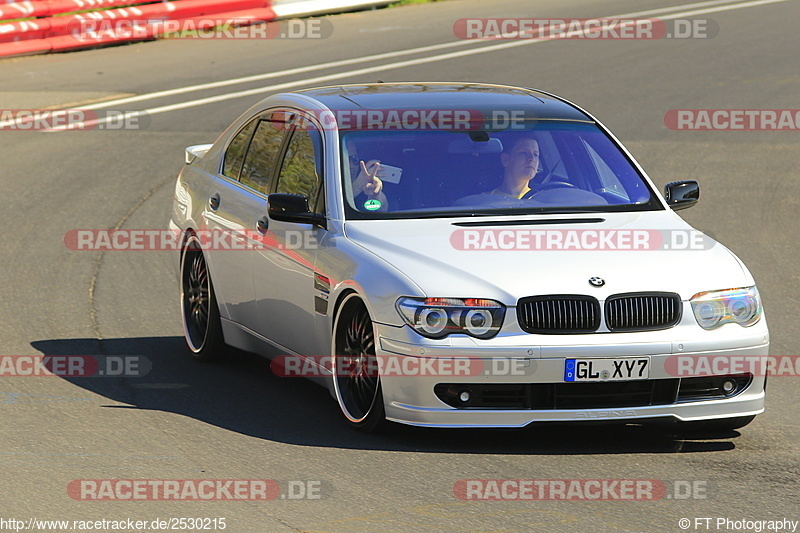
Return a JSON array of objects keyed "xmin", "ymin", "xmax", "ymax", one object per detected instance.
[
  {"xmin": 459, "ymin": 390, "xmax": 471, "ymax": 403},
  {"xmin": 722, "ymin": 379, "xmax": 736, "ymax": 394}
]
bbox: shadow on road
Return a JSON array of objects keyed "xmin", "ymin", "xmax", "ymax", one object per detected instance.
[{"xmin": 31, "ymin": 336, "xmax": 739, "ymax": 454}]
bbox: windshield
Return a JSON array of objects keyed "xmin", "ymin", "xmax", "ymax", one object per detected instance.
[{"xmin": 340, "ymin": 122, "xmax": 661, "ymax": 218}]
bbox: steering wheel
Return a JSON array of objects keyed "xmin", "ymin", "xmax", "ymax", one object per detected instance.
[{"xmin": 522, "ymin": 181, "xmax": 578, "ymax": 199}]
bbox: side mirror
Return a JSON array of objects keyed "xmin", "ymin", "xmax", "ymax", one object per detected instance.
[
  {"xmin": 185, "ymin": 143, "xmax": 212, "ymax": 164},
  {"xmin": 664, "ymin": 180, "xmax": 700, "ymax": 211},
  {"xmin": 268, "ymin": 193, "xmax": 325, "ymax": 227}
]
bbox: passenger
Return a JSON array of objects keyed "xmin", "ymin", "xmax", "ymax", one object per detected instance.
[{"xmin": 346, "ymin": 140, "xmax": 389, "ymax": 211}]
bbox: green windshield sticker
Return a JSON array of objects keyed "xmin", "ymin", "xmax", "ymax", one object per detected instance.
[{"xmin": 364, "ymin": 199, "xmax": 382, "ymax": 211}]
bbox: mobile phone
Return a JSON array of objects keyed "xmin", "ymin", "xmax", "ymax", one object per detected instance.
[{"xmin": 378, "ymin": 164, "xmax": 403, "ymax": 184}]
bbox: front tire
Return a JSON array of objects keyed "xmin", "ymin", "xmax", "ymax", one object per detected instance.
[
  {"xmin": 180, "ymin": 236, "xmax": 227, "ymax": 362},
  {"xmin": 332, "ymin": 294, "xmax": 387, "ymax": 433}
]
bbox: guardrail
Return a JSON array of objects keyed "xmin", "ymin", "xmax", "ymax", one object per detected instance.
[{"xmin": 0, "ymin": 0, "xmax": 394, "ymax": 58}]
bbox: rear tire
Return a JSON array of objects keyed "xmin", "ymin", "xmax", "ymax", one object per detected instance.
[
  {"xmin": 180, "ymin": 236, "xmax": 227, "ymax": 362},
  {"xmin": 332, "ymin": 294, "xmax": 388, "ymax": 433}
]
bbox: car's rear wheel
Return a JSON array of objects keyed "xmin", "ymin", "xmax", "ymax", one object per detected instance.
[
  {"xmin": 180, "ymin": 236, "xmax": 226, "ymax": 362},
  {"xmin": 332, "ymin": 294, "xmax": 387, "ymax": 433}
]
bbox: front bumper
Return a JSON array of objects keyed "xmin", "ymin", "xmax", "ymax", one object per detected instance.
[{"xmin": 375, "ymin": 322, "xmax": 769, "ymax": 428}]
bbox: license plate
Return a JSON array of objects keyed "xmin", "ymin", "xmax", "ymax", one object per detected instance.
[{"xmin": 564, "ymin": 357, "xmax": 650, "ymax": 382}]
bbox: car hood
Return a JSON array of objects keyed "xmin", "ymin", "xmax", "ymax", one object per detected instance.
[{"xmin": 343, "ymin": 211, "xmax": 752, "ymax": 303}]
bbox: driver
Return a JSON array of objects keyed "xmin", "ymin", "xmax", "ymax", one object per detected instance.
[{"xmin": 489, "ymin": 136, "xmax": 540, "ymax": 199}]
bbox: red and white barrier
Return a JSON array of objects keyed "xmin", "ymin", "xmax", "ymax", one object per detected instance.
[
  {"xmin": 0, "ymin": 0, "xmax": 153, "ymax": 20},
  {"xmin": 271, "ymin": 0, "xmax": 393, "ymax": 18},
  {"xmin": 0, "ymin": 0, "xmax": 394, "ymax": 58},
  {"xmin": 0, "ymin": 0, "xmax": 274, "ymax": 57}
]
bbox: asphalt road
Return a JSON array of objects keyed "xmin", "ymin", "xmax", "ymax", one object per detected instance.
[{"xmin": 1, "ymin": 0, "xmax": 799, "ymax": 531}]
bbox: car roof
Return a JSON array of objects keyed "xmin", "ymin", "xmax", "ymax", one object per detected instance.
[{"xmin": 292, "ymin": 82, "xmax": 593, "ymax": 122}]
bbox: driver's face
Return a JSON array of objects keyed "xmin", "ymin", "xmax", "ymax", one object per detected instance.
[{"xmin": 502, "ymin": 139, "xmax": 540, "ymax": 181}]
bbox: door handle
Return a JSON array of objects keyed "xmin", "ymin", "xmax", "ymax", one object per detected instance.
[
  {"xmin": 209, "ymin": 193, "xmax": 221, "ymax": 211},
  {"xmin": 256, "ymin": 216, "xmax": 269, "ymax": 234}
]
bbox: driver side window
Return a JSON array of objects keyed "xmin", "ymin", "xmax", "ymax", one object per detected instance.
[{"xmin": 275, "ymin": 120, "xmax": 323, "ymax": 212}]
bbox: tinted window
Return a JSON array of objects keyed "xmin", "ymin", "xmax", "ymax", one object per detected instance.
[
  {"xmin": 584, "ymin": 141, "xmax": 630, "ymax": 202},
  {"xmin": 340, "ymin": 122, "xmax": 659, "ymax": 219},
  {"xmin": 221, "ymin": 119, "xmax": 257, "ymax": 180},
  {"xmin": 276, "ymin": 121, "xmax": 323, "ymax": 211},
  {"xmin": 240, "ymin": 116, "xmax": 289, "ymax": 195}
]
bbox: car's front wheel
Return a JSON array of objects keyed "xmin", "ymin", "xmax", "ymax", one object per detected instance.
[
  {"xmin": 180, "ymin": 236, "xmax": 227, "ymax": 362},
  {"xmin": 332, "ymin": 293, "xmax": 387, "ymax": 433}
]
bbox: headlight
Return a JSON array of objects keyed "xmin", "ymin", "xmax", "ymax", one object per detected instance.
[
  {"xmin": 396, "ymin": 297, "xmax": 506, "ymax": 339},
  {"xmin": 690, "ymin": 286, "xmax": 762, "ymax": 329}
]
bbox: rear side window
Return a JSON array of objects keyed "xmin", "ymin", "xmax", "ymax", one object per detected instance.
[
  {"xmin": 239, "ymin": 115, "xmax": 290, "ymax": 195},
  {"xmin": 221, "ymin": 119, "xmax": 257, "ymax": 180}
]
